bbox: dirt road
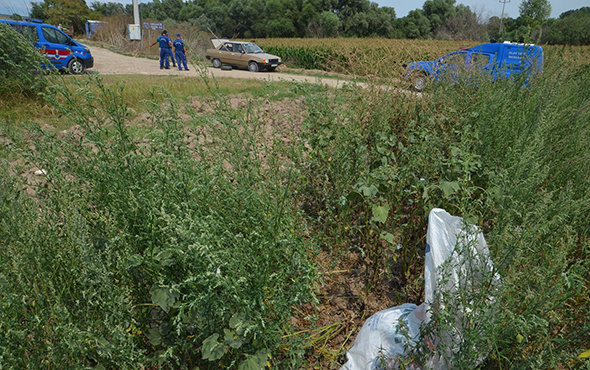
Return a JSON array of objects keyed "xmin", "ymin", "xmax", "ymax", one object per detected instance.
[{"xmin": 90, "ymin": 46, "xmax": 364, "ymax": 89}]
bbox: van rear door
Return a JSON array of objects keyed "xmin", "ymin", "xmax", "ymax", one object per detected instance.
[{"xmin": 39, "ymin": 25, "xmax": 73, "ymax": 70}]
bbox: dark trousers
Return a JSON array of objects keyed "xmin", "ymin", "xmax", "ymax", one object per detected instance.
[{"xmin": 176, "ymin": 51, "xmax": 188, "ymax": 70}]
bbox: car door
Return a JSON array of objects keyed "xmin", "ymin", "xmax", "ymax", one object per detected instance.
[
  {"xmin": 39, "ymin": 26, "xmax": 73, "ymax": 69},
  {"xmin": 466, "ymin": 52, "xmax": 493, "ymax": 82},
  {"xmin": 223, "ymin": 42, "xmax": 244, "ymax": 67},
  {"xmin": 434, "ymin": 51, "xmax": 468, "ymax": 83},
  {"xmin": 232, "ymin": 43, "xmax": 248, "ymax": 68}
]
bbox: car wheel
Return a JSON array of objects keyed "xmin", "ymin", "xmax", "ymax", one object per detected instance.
[
  {"xmin": 267, "ymin": 67, "xmax": 276, "ymax": 72},
  {"xmin": 212, "ymin": 58, "xmax": 222, "ymax": 68},
  {"xmin": 410, "ymin": 72, "xmax": 428, "ymax": 92},
  {"xmin": 248, "ymin": 61, "xmax": 259, "ymax": 72},
  {"xmin": 67, "ymin": 58, "xmax": 85, "ymax": 74}
]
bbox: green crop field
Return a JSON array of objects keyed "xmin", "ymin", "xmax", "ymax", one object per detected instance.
[{"xmin": 1, "ymin": 29, "xmax": 589, "ymax": 369}]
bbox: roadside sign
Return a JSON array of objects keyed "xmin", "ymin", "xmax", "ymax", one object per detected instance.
[{"xmin": 143, "ymin": 22, "xmax": 163, "ymax": 30}]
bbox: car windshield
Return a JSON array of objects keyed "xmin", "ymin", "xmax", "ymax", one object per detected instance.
[{"xmin": 243, "ymin": 43, "xmax": 263, "ymax": 54}]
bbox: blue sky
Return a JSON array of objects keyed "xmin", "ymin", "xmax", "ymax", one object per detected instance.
[
  {"xmin": 379, "ymin": 0, "xmax": 589, "ymax": 19},
  {"xmin": 0, "ymin": 0, "xmax": 588, "ymax": 19}
]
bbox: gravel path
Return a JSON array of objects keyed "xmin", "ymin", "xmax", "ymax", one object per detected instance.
[{"xmin": 90, "ymin": 45, "xmax": 362, "ymax": 89}]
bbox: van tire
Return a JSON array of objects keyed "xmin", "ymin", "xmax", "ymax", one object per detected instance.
[
  {"xmin": 68, "ymin": 58, "xmax": 85, "ymax": 74},
  {"xmin": 410, "ymin": 71, "xmax": 428, "ymax": 92}
]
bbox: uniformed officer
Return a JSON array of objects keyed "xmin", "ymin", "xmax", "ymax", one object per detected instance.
[
  {"xmin": 173, "ymin": 33, "xmax": 189, "ymax": 71},
  {"xmin": 150, "ymin": 30, "xmax": 173, "ymax": 69}
]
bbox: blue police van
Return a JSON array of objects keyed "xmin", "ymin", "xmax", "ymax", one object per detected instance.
[
  {"xmin": 405, "ymin": 42, "xmax": 544, "ymax": 91},
  {"xmin": 1, "ymin": 19, "xmax": 94, "ymax": 74}
]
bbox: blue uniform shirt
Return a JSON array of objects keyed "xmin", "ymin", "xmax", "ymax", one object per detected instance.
[
  {"xmin": 173, "ymin": 39, "xmax": 185, "ymax": 53},
  {"xmin": 157, "ymin": 35, "xmax": 172, "ymax": 48}
]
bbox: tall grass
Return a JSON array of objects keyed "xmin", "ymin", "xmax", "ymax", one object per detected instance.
[
  {"xmin": 0, "ymin": 23, "xmax": 52, "ymax": 101},
  {"xmin": 258, "ymin": 38, "xmax": 478, "ymax": 77},
  {"xmin": 0, "ymin": 74, "xmax": 317, "ymax": 368},
  {"xmin": 281, "ymin": 44, "xmax": 590, "ymax": 367},
  {"xmin": 1, "ymin": 39, "xmax": 589, "ymax": 369}
]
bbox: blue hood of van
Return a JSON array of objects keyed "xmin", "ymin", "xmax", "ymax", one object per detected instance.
[{"xmin": 405, "ymin": 60, "xmax": 437, "ymax": 76}]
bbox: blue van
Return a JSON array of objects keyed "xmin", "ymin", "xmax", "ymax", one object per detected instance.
[
  {"xmin": 1, "ymin": 19, "xmax": 93, "ymax": 74},
  {"xmin": 405, "ymin": 42, "xmax": 544, "ymax": 91}
]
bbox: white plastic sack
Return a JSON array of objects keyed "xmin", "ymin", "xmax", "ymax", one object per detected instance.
[
  {"xmin": 340, "ymin": 303, "xmax": 424, "ymax": 370},
  {"xmin": 342, "ymin": 208, "xmax": 498, "ymax": 370}
]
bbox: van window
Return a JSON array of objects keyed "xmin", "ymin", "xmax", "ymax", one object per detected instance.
[
  {"xmin": 442, "ymin": 52, "xmax": 466, "ymax": 65},
  {"xmin": 8, "ymin": 24, "xmax": 39, "ymax": 43},
  {"xmin": 471, "ymin": 53, "xmax": 490, "ymax": 67},
  {"xmin": 41, "ymin": 27, "xmax": 70, "ymax": 44}
]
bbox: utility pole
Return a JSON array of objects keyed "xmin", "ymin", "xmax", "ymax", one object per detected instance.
[
  {"xmin": 499, "ymin": 0, "xmax": 511, "ymax": 35},
  {"xmin": 132, "ymin": 0, "xmax": 141, "ymax": 41}
]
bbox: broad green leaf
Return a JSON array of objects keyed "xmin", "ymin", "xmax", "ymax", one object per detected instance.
[
  {"xmin": 150, "ymin": 285, "xmax": 180, "ymax": 313},
  {"xmin": 371, "ymin": 204, "xmax": 389, "ymax": 224},
  {"xmin": 440, "ymin": 181, "xmax": 460, "ymax": 197},
  {"xmin": 126, "ymin": 254, "xmax": 143, "ymax": 269},
  {"xmin": 516, "ymin": 333, "xmax": 524, "ymax": 344},
  {"xmin": 229, "ymin": 313, "xmax": 245, "ymax": 329},
  {"xmin": 224, "ymin": 328, "xmax": 243, "ymax": 349},
  {"xmin": 146, "ymin": 328, "xmax": 161, "ymax": 346},
  {"xmin": 238, "ymin": 350, "xmax": 269, "ymax": 370},
  {"xmin": 229, "ymin": 313, "xmax": 248, "ymax": 336},
  {"xmin": 202, "ymin": 333, "xmax": 226, "ymax": 361},
  {"xmin": 380, "ymin": 231, "xmax": 394, "ymax": 244},
  {"xmin": 359, "ymin": 184, "xmax": 378, "ymax": 198},
  {"xmin": 579, "ymin": 349, "xmax": 590, "ymax": 358}
]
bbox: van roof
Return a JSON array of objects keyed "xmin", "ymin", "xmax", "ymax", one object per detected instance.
[
  {"xmin": 469, "ymin": 42, "xmax": 543, "ymax": 55},
  {"xmin": 2, "ymin": 19, "xmax": 48, "ymax": 26}
]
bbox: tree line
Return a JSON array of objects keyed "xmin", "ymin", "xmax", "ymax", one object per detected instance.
[{"xmin": 18, "ymin": 0, "xmax": 590, "ymax": 44}]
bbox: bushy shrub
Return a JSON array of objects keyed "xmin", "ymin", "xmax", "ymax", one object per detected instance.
[
  {"xmin": 0, "ymin": 76, "xmax": 317, "ymax": 368},
  {"xmin": 0, "ymin": 23, "xmax": 50, "ymax": 99}
]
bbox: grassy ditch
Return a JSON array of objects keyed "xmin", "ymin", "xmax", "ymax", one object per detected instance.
[{"xmin": 1, "ymin": 43, "xmax": 589, "ymax": 369}]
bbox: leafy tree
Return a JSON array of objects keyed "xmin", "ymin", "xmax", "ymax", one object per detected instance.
[
  {"xmin": 370, "ymin": 6, "xmax": 396, "ymax": 37},
  {"xmin": 516, "ymin": 0, "xmax": 551, "ymax": 42},
  {"xmin": 318, "ymin": 10, "xmax": 340, "ymax": 36},
  {"xmin": 558, "ymin": 6, "xmax": 590, "ymax": 19},
  {"xmin": 519, "ymin": 0, "xmax": 551, "ymax": 23},
  {"xmin": 342, "ymin": 11, "xmax": 370, "ymax": 36},
  {"xmin": 30, "ymin": 0, "xmax": 92, "ymax": 33},
  {"xmin": 437, "ymin": 4, "xmax": 486, "ymax": 40},
  {"xmin": 228, "ymin": 0, "xmax": 266, "ymax": 38},
  {"xmin": 267, "ymin": 17, "xmax": 296, "ymax": 37},
  {"xmin": 335, "ymin": 0, "xmax": 370, "ymax": 19},
  {"xmin": 486, "ymin": 15, "xmax": 502, "ymax": 40},
  {"xmin": 177, "ymin": 2, "xmax": 204, "ymax": 22},
  {"xmin": 299, "ymin": 0, "xmax": 322, "ymax": 35},
  {"xmin": 265, "ymin": 0, "xmax": 300, "ymax": 37},
  {"xmin": 399, "ymin": 9, "xmax": 431, "ymax": 38},
  {"xmin": 90, "ymin": 1, "xmax": 128, "ymax": 17},
  {"xmin": 543, "ymin": 7, "xmax": 590, "ymax": 45},
  {"xmin": 423, "ymin": 0, "xmax": 456, "ymax": 33}
]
